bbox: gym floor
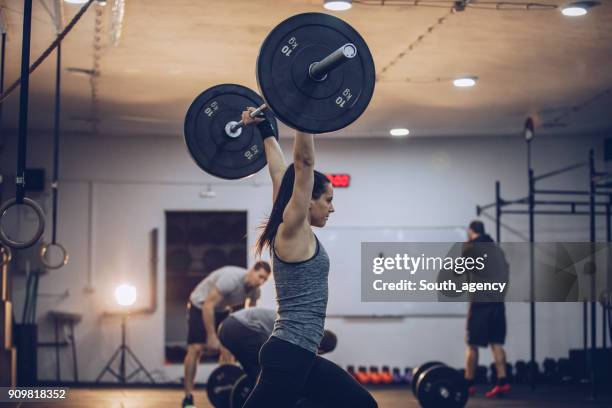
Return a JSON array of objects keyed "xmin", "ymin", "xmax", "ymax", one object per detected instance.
[{"xmin": 8, "ymin": 386, "xmax": 612, "ymax": 408}]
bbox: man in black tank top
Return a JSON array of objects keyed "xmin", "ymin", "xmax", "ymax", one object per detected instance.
[{"xmin": 463, "ymin": 221, "xmax": 510, "ymax": 398}]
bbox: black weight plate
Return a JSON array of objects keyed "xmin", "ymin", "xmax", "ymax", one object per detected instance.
[
  {"xmin": 230, "ymin": 374, "xmax": 254, "ymax": 408},
  {"xmin": 294, "ymin": 398, "xmax": 323, "ymax": 407},
  {"xmin": 207, "ymin": 364, "xmax": 245, "ymax": 408},
  {"xmin": 411, "ymin": 361, "xmax": 444, "ymax": 394},
  {"xmin": 184, "ymin": 84, "xmax": 279, "ymax": 180},
  {"xmin": 257, "ymin": 13, "xmax": 375, "ymax": 134},
  {"xmin": 416, "ymin": 365, "xmax": 468, "ymax": 408}
]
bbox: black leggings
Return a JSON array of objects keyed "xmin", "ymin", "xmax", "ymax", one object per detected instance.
[
  {"xmin": 218, "ymin": 316, "xmax": 267, "ymax": 382},
  {"xmin": 243, "ymin": 336, "xmax": 377, "ymax": 408}
]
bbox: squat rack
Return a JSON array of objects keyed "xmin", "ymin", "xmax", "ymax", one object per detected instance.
[{"xmin": 475, "ymin": 118, "xmax": 612, "ymax": 399}]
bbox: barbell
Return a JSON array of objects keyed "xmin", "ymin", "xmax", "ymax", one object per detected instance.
[{"xmin": 184, "ymin": 12, "xmax": 375, "ymax": 180}]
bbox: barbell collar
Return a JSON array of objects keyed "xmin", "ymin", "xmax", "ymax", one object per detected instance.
[{"xmin": 309, "ymin": 43, "xmax": 357, "ymax": 81}]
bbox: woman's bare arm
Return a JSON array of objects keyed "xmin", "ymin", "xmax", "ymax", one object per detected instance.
[
  {"xmin": 279, "ymin": 130, "xmax": 314, "ymax": 238},
  {"xmin": 241, "ymin": 108, "xmax": 287, "ymax": 201}
]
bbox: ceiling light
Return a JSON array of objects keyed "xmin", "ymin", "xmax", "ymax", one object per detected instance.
[
  {"xmin": 561, "ymin": 1, "xmax": 600, "ymax": 16},
  {"xmin": 390, "ymin": 128, "xmax": 410, "ymax": 137},
  {"xmin": 562, "ymin": 6, "xmax": 587, "ymax": 16},
  {"xmin": 324, "ymin": 0, "xmax": 352, "ymax": 11},
  {"xmin": 453, "ymin": 77, "xmax": 477, "ymax": 87},
  {"xmin": 64, "ymin": 0, "xmax": 89, "ymax": 4}
]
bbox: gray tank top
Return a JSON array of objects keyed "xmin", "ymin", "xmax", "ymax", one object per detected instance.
[{"xmin": 271, "ymin": 235, "xmax": 330, "ymax": 353}]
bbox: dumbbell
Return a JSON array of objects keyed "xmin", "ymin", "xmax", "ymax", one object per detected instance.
[
  {"xmin": 369, "ymin": 366, "xmax": 382, "ymax": 384},
  {"xmin": 392, "ymin": 367, "xmax": 403, "ymax": 384},
  {"xmin": 514, "ymin": 360, "xmax": 527, "ymax": 384},
  {"xmin": 380, "ymin": 366, "xmax": 394, "ymax": 384},
  {"xmin": 542, "ymin": 358, "xmax": 558, "ymax": 383},
  {"xmin": 526, "ymin": 361, "xmax": 540, "ymax": 384},
  {"xmin": 557, "ymin": 358, "xmax": 573, "ymax": 383},
  {"xmin": 355, "ymin": 366, "xmax": 370, "ymax": 385},
  {"xmin": 403, "ymin": 367, "xmax": 413, "ymax": 384}
]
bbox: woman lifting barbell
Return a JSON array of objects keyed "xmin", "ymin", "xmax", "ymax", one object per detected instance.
[{"xmin": 238, "ymin": 109, "xmax": 377, "ymax": 408}]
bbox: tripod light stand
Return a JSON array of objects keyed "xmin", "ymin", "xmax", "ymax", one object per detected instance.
[{"xmin": 96, "ymin": 284, "xmax": 154, "ymax": 384}]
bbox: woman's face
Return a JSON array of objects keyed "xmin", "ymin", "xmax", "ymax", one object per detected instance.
[{"xmin": 309, "ymin": 183, "xmax": 334, "ymax": 227}]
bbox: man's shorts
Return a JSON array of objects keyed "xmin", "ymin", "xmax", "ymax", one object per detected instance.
[
  {"xmin": 186, "ymin": 302, "xmax": 229, "ymax": 345},
  {"xmin": 466, "ymin": 303, "xmax": 506, "ymax": 347}
]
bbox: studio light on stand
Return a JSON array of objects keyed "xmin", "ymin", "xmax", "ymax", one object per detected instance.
[{"xmin": 95, "ymin": 284, "xmax": 155, "ymax": 384}]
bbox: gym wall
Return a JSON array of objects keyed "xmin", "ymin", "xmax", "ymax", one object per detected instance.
[{"xmin": 0, "ymin": 128, "xmax": 607, "ymax": 382}]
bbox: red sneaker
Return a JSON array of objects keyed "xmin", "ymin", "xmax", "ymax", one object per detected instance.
[
  {"xmin": 485, "ymin": 383, "xmax": 510, "ymax": 398},
  {"xmin": 468, "ymin": 386, "xmax": 477, "ymax": 396}
]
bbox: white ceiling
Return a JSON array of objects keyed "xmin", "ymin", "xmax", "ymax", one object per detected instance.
[{"xmin": 0, "ymin": 0, "xmax": 611, "ymax": 139}]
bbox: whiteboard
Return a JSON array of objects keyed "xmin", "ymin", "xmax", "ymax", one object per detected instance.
[{"xmin": 317, "ymin": 226, "xmax": 468, "ymax": 316}]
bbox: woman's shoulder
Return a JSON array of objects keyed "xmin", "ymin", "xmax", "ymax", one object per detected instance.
[{"xmin": 274, "ymin": 223, "xmax": 317, "ymax": 262}]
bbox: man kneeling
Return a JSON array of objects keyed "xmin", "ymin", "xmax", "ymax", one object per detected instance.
[{"xmin": 218, "ymin": 307, "xmax": 337, "ymax": 384}]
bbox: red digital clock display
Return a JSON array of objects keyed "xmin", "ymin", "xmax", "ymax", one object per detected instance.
[{"xmin": 326, "ymin": 173, "xmax": 350, "ymax": 188}]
